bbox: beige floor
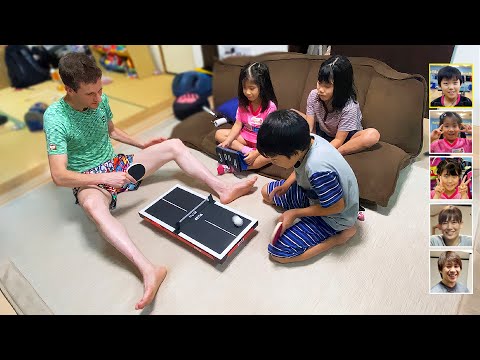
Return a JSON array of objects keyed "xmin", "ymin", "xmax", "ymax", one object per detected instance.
[
  {"xmin": 0, "ymin": 290, "xmax": 15, "ymax": 315},
  {"xmin": 0, "ymin": 115, "xmax": 477, "ymax": 315}
]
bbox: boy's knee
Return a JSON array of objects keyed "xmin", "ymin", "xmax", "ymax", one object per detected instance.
[{"xmin": 341, "ymin": 225, "xmax": 357, "ymax": 241}]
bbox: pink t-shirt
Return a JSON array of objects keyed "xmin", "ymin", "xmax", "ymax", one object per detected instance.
[
  {"xmin": 237, "ymin": 100, "xmax": 277, "ymax": 144},
  {"xmin": 430, "ymin": 138, "xmax": 472, "ymax": 154},
  {"xmin": 430, "ymin": 188, "xmax": 462, "ymax": 199}
]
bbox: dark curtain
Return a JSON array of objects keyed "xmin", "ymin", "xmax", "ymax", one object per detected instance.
[{"xmin": 330, "ymin": 45, "xmax": 455, "ymax": 84}]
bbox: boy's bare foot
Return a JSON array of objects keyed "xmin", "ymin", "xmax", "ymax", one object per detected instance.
[
  {"xmin": 135, "ymin": 266, "xmax": 168, "ymax": 310},
  {"xmin": 333, "ymin": 226, "xmax": 357, "ymax": 246},
  {"xmin": 218, "ymin": 176, "xmax": 258, "ymax": 204}
]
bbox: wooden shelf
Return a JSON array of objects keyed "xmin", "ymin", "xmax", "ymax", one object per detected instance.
[{"xmin": 89, "ymin": 45, "xmax": 157, "ymax": 79}]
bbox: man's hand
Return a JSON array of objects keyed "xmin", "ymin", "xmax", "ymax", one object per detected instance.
[
  {"xmin": 102, "ymin": 171, "xmax": 137, "ymax": 189},
  {"xmin": 142, "ymin": 137, "xmax": 169, "ymax": 149}
]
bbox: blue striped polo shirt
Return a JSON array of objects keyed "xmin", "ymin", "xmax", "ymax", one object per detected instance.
[{"xmin": 295, "ymin": 134, "xmax": 359, "ymax": 230}]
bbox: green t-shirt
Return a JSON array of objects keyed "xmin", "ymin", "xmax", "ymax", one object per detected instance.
[{"xmin": 43, "ymin": 94, "xmax": 116, "ymax": 172}]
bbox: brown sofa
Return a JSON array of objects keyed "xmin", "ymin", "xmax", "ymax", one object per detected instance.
[{"xmin": 171, "ymin": 52, "xmax": 428, "ymax": 207}]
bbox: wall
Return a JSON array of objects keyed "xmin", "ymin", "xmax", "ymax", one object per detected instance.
[
  {"xmin": 331, "ymin": 45, "xmax": 456, "ymax": 96},
  {"xmin": 161, "ymin": 45, "xmax": 197, "ymax": 74},
  {"xmin": 149, "ymin": 45, "xmax": 164, "ymax": 73},
  {"xmin": 0, "ymin": 46, "xmax": 10, "ymax": 89},
  {"xmin": 192, "ymin": 45, "xmax": 204, "ymax": 69},
  {"xmin": 217, "ymin": 45, "xmax": 289, "ymax": 60}
]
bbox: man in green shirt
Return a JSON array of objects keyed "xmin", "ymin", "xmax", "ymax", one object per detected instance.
[{"xmin": 43, "ymin": 52, "xmax": 257, "ymax": 310}]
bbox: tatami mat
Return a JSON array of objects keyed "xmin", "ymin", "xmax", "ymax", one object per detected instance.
[{"xmin": 102, "ymin": 73, "xmax": 175, "ymax": 108}]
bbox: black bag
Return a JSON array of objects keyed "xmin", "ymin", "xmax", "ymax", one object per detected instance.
[
  {"xmin": 5, "ymin": 45, "xmax": 50, "ymax": 88},
  {"xmin": 173, "ymin": 93, "xmax": 209, "ymax": 120}
]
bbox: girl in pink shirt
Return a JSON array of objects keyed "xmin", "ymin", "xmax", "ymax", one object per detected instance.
[
  {"xmin": 431, "ymin": 158, "xmax": 471, "ymax": 199},
  {"xmin": 430, "ymin": 111, "xmax": 473, "ymax": 154},
  {"xmin": 215, "ymin": 62, "xmax": 278, "ymax": 174}
]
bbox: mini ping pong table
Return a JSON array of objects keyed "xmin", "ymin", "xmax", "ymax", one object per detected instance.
[{"xmin": 139, "ymin": 184, "xmax": 258, "ymax": 263}]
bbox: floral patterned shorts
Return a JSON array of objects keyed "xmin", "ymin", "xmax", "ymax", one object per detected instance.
[{"xmin": 72, "ymin": 154, "xmax": 141, "ymax": 210}]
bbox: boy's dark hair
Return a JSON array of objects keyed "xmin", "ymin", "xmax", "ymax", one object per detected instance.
[
  {"xmin": 317, "ymin": 55, "xmax": 357, "ymax": 111},
  {"xmin": 438, "ymin": 251, "xmax": 462, "ymax": 278},
  {"xmin": 257, "ymin": 109, "xmax": 311, "ymax": 158},
  {"xmin": 238, "ymin": 62, "xmax": 278, "ymax": 111},
  {"xmin": 438, "ymin": 205, "xmax": 462, "ymax": 224},
  {"xmin": 436, "ymin": 158, "xmax": 462, "ymax": 177},
  {"xmin": 59, "ymin": 52, "xmax": 102, "ymax": 92},
  {"xmin": 437, "ymin": 66, "xmax": 463, "ymax": 85}
]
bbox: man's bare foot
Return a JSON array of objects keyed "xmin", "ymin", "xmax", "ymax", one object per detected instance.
[
  {"xmin": 218, "ymin": 176, "xmax": 258, "ymax": 204},
  {"xmin": 135, "ymin": 266, "xmax": 168, "ymax": 310}
]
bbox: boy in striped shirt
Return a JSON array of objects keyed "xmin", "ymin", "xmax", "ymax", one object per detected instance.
[{"xmin": 257, "ymin": 109, "xmax": 359, "ymax": 263}]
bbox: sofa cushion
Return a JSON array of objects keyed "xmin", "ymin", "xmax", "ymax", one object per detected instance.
[
  {"xmin": 344, "ymin": 142, "xmax": 411, "ymax": 207},
  {"xmin": 171, "ymin": 111, "xmax": 212, "ymax": 153},
  {"xmin": 361, "ymin": 75, "xmax": 425, "ymax": 156}
]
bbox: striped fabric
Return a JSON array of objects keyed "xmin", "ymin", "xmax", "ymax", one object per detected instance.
[
  {"xmin": 306, "ymin": 89, "xmax": 363, "ymax": 137},
  {"xmin": 267, "ymin": 179, "xmax": 340, "ymax": 258},
  {"xmin": 310, "ymin": 171, "xmax": 344, "ymax": 207}
]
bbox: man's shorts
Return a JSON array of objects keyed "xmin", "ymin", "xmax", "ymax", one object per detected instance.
[
  {"xmin": 266, "ymin": 179, "xmax": 339, "ymax": 258},
  {"xmin": 72, "ymin": 154, "xmax": 141, "ymax": 210}
]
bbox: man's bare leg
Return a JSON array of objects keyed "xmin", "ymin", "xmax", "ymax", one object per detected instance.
[
  {"xmin": 77, "ymin": 186, "xmax": 167, "ymax": 310},
  {"xmin": 133, "ymin": 138, "xmax": 257, "ymax": 204},
  {"xmin": 270, "ymin": 226, "xmax": 357, "ymax": 264}
]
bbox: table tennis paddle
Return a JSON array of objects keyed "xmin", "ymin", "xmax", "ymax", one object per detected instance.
[
  {"xmin": 271, "ymin": 222, "xmax": 283, "ymax": 245},
  {"xmin": 128, "ymin": 163, "xmax": 146, "ymax": 181}
]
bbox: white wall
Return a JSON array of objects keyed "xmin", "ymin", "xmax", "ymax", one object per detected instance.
[
  {"xmin": 148, "ymin": 45, "xmax": 164, "ymax": 73},
  {"xmin": 451, "ymin": 45, "xmax": 479, "ymax": 126},
  {"xmin": 192, "ymin": 45, "xmax": 203, "ymax": 68},
  {"xmin": 218, "ymin": 45, "xmax": 288, "ymax": 60}
]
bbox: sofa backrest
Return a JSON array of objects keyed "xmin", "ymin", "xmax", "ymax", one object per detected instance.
[{"xmin": 213, "ymin": 52, "xmax": 427, "ymax": 157}]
